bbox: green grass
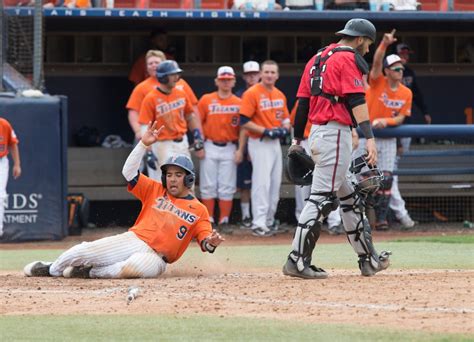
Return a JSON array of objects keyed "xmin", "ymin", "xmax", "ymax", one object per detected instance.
[
  {"xmin": 2, "ymin": 237, "xmax": 474, "ymax": 271},
  {"xmin": 391, "ymin": 234, "xmax": 474, "ymax": 244},
  {"xmin": 1, "ymin": 236, "xmax": 473, "ymax": 341},
  {"xmin": 0, "ymin": 315, "xmax": 471, "ymax": 342}
]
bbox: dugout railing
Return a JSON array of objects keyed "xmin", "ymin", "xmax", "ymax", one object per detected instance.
[{"xmin": 68, "ymin": 124, "xmax": 474, "ymax": 221}]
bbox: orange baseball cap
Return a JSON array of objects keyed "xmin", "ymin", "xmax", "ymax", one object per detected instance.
[{"xmin": 217, "ymin": 66, "xmax": 235, "ymax": 79}]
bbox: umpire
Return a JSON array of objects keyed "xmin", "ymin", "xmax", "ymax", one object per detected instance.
[{"xmin": 283, "ymin": 18, "xmax": 391, "ymax": 279}]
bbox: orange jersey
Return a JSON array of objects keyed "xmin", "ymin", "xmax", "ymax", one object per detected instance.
[
  {"xmin": 366, "ymin": 75, "xmax": 413, "ymax": 122},
  {"xmin": 64, "ymin": 0, "xmax": 91, "ymax": 7},
  {"xmin": 198, "ymin": 92, "xmax": 242, "ymax": 142},
  {"xmin": 240, "ymin": 83, "xmax": 290, "ymax": 139},
  {"xmin": 290, "ymin": 100, "xmax": 311, "ymax": 139},
  {"xmin": 0, "ymin": 118, "xmax": 19, "ymax": 158},
  {"xmin": 138, "ymin": 87, "xmax": 193, "ymax": 140},
  {"xmin": 126, "ymin": 77, "xmax": 198, "ymax": 112},
  {"xmin": 128, "ymin": 174, "xmax": 212, "ymax": 263},
  {"xmin": 175, "ymin": 79, "xmax": 198, "ymax": 106}
]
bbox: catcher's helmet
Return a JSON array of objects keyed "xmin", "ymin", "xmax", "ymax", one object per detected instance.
[
  {"xmin": 350, "ymin": 155, "xmax": 383, "ymax": 195},
  {"xmin": 285, "ymin": 149, "xmax": 315, "ymax": 186},
  {"xmin": 156, "ymin": 60, "xmax": 183, "ymax": 84},
  {"xmin": 336, "ymin": 18, "xmax": 376, "ymax": 42},
  {"xmin": 160, "ymin": 154, "xmax": 195, "ymax": 188}
]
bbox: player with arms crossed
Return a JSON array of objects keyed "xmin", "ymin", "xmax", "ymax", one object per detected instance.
[
  {"xmin": 283, "ymin": 18, "xmax": 390, "ymax": 279},
  {"xmin": 239, "ymin": 60, "xmax": 291, "ymax": 237},
  {"xmin": 24, "ymin": 122, "xmax": 224, "ymax": 279}
]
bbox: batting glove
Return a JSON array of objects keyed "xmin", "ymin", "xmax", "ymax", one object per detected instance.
[{"xmin": 262, "ymin": 128, "xmax": 281, "ymax": 139}]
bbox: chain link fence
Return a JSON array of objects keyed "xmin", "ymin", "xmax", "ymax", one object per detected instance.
[{"xmin": 1, "ymin": 0, "xmax": 43, "ymax": 91}]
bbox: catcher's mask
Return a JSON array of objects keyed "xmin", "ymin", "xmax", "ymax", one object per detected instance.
[
  {"xmin": 350, "ymin": 155, "xmax": 383, "ymax": 195},
  {"xmin": 285, "ymin": 149, "xmax": 315, "ymax": 186}
]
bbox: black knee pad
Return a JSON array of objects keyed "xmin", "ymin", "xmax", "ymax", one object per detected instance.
[{"xmin": 308, "ymin": 191, "xmax": 339, "ymax": 219}]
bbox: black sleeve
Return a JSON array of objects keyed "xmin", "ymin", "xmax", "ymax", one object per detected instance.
[
  {"xmin": 239, "ymin": 114, "xmax": 251, "ymax": 126},
  {"xmin": 346, "ymin": 93, "xmax": 366, "ymax": 109},
  {"xmin": 294, "ymin": 97, "xmax": 310, "ymax": 139},
  {"xmin": 128, "ymin": 172, "xmax": 140, "ymax": 189}
]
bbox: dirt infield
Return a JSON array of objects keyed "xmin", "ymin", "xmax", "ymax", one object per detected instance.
[{"xmin": 1, "ymin": 227, "xmax": 473, "ymax": 335}]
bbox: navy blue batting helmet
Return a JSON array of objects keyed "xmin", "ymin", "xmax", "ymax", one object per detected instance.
[
  {"xmin": 160, "ymin": 154, "xmax": 195, "ymax": 188},
  {"xmin": 336, "ymin": 18, "xmax": 376, "ymax": 42},
  {"xmin": 156, "ymin": 60, "xmax": 183, "ymax": 84}
]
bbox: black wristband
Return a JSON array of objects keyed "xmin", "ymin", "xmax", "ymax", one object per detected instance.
[{"xmin": 359, "ymin": 120, "xmax": 374, "ymax": 139}]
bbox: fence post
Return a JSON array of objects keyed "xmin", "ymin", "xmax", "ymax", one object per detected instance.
[{"xmin": 33, "ymin": 0, "xmax": 44, "ymax": 90}]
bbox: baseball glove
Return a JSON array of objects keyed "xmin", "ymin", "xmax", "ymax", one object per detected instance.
[{"xmin": 285, "ymin": 147, "xmax": 315, "ymax": 186}]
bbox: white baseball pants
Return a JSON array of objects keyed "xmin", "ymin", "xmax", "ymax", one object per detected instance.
[
  {"xmin": 148, "ymin": 137, "xmax": 190, "ymax": 181},
  {"xmin": 248, "ymin": 137, "xmax": 282, "ymax": 228},
  {"xmin": 199, "ymin": 141, "xmax": 237, "ymax": 201},
  {"xmin": 49, "ymin": 232, "xmax": 166, "ymax": 278},
  {"xmin": 0, "ymin": 157, "xmax": 9, "ymax": 235}
]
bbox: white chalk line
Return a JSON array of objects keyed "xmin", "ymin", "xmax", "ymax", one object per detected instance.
[
  {"xmin": 6, "ymin": 287, "xmax": 472, "ymax": 314},
  {"xmin": 0, "ymin": 287, "xmax": 122, "ymax": 296},
  {"xmin": 2, "ymin": 270, "xmax": 473, "ymax": 315},
  {"xmin": 161, "ymin": 291, "xmax": 474, "ymax": 315}
]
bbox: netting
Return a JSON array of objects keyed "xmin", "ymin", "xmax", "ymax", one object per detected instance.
[
  {"xmin": 2, "ymin": 0, "xmax": 43, "ymax": 90},
  {"xmin": 6, "ymin": 15, "xmax": 35, "ymax": 77}
]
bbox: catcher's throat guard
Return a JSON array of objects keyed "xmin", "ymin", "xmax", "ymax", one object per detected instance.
[{"xmin": 286, "ymin": 149, "xmax": 315, "ymax": 186}]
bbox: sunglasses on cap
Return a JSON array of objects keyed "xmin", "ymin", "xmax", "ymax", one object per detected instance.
[{"xmin": 390, "ymin": 67, "xmax": 404, "ymax": 73}]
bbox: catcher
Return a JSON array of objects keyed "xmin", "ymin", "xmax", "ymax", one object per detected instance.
[
  {"xmin": 286, "ymin": 150, "xmax": 391, "ymax": 277},
  {"xmin": 24, "ymin": 122, "xmax": 224, "ymax": 279}
]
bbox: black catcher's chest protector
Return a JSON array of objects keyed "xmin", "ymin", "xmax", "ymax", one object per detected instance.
[{"xmin": 310, "ymin": 46, "xmax": 369, "ymax": 101}]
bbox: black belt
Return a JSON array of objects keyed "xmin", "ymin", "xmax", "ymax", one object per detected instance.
[
  {"xmin": 173, "ymin": 137, "xmax": 183, "ymax": 142},
  {"xmin": 210, "ymin": 140, "xmax": 237, "ymax": 147}
]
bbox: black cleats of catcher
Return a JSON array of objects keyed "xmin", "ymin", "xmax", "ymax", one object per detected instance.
[
  {"xmin": 23, "ymin": 261, "xmax": 52, "ymax": 277},
  {"xmin": 358, "ymin": 251, "xmax": 391, "ymax": 277},
  {"xmin": 282, "ymin": 258, "xmax": 328, "ymax": 279},
  {"xmin": 63, "ymin": 265, "xmax": 92, "ymax": 279}
]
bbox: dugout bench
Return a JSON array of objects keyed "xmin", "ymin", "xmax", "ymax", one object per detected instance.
[{"xmin": 68, "ymin": 145, "xmax": 474, "ymax": 201}]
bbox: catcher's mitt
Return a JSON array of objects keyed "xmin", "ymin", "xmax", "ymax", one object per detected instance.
[{"xmin": 285, "ymin": 147, "xmax": 315, "ymax": 186}]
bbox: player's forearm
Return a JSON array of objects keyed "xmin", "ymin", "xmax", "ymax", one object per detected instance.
[
  {"xmin": 394, "ymin": 114, "xmax": 406, "ymax": 126},
  {"xmin": 241, "ymin": 120, "xmax": 265, "ymax": 135},
  {"xmin": 186, "ymin": 114, "xmax": 204, "ymax": 137},
  {"xmin": 370, "ymin": 41, "xmax": 388, "ymax": 80},
  {"xmin": 352, "ymin": 104, "xmax": 374, "ymax": 139},
  {"xmin": 10, "ymin": 144, "xmax": 21, "ymax": 167},
  {"xmin": 237, "ymin": 129, "xmax": 248, "ymax": 153},
  {"xmin": 122, "ymin": 141, "xmax": 147, "ymax": 181},
  {"xmin": 293, "ymin": 97, "xmax": 309, "ymax": 140},
  {"xmin": 127, "ymin": 110, "xmax": 141, "ymax": 135}
]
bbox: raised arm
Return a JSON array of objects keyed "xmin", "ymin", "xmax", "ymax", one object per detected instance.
[
  {"xmin": 122, "ymin": 122, "xmax": 163, "ymax": 182},
  {"xmin": 370, "ymin": 29, "xmax": 397, "ymax": 81}
]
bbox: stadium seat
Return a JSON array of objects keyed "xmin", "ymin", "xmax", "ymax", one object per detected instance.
[
  {"xmin": 114, "ymin": 0, "xmax": 143, "ymax": 8},
  {"xmin": 200, "ymin": 0, "xmax": 229, "ymax": 9},
  {"xmin": 4, "ymin": 0, "xmax": 21, "ymax": 5},
  {"xmin": 454, "ymin": 0, "xmax": 474, "ymax": 11},
  {"xmin": 148, "ymin": 0, "xmax": 184, "ymax": 8},
  {"xmin": 419, "ymin": 0, "xmax": 447, "ymax": 11}
]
